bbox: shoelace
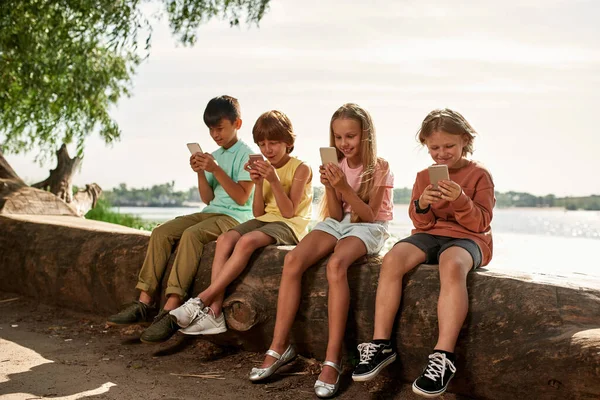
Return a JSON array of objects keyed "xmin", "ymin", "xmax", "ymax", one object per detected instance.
[
  {"xmin": 177, "ymin": 298, "xmax": 203, "ymax": 319},
  {"xmin": 423, "ymin": 353, "xmax": 456, "ymax": 383},
  {"xmin": 357, "ymin": 343, "xmax": 380, "ymax": 364}
]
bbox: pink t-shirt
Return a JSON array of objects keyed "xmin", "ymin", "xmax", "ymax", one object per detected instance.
[{"xmin": 339, "ymin": 157, "xmax": 394, "ymax": 221}]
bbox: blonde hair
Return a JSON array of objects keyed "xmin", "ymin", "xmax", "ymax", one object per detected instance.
[
  {"xmin": 252, "ymin": 110, "xmax": 295, "ymax": 153},
  {"xmin": 417, "ymin": 108, "xmax": 477, "ymax": 156},
  {"xmin": 319, "ymin": 103, "xmax": 384, "ymax": 222}
]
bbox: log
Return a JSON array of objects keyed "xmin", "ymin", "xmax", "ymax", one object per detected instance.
[{"xmin": 0, "ymin": 214, "xmax": 599, "ymax": 399}]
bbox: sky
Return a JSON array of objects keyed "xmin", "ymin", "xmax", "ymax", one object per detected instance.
[{"xmin": 5, "ymin": 0, "xmax": 600, "ymax": 197}]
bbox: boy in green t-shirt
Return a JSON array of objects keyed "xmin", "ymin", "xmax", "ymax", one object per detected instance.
[{"xmin": 107, "ymin": 95, "xmax": 255, "ymax": 343}]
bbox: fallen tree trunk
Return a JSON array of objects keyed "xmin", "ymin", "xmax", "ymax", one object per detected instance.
[
  {"xmin": 0, "ymin": 147, "xmax": 101, "ymax": 216},
  {"xmin": 0, "ymin": 214, "xmax": 598, "ymax": 399}
]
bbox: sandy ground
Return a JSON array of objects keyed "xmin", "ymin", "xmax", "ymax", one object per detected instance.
[{"xmin": 0, "ymin": 292, "xmax": 469, "ymax": 400}]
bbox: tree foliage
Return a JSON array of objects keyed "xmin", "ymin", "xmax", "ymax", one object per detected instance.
[{"xmin": 0, "ymin": 0, "xmax": 270, "ymax": 161}]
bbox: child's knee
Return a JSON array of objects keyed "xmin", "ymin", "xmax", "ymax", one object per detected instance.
[{"xmin": 326, "ymin": 255, "xmax": 349, "ymax": 283}]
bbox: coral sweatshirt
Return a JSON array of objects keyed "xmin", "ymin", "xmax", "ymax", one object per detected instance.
[{"xmin": 409, "ymin": 160, "xmax": 495, "ymax": 266}]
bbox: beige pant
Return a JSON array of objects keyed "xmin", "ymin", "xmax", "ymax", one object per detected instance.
[{"xmin": 136, "ymin": 212, "xmax": 238, "ymax": 298}]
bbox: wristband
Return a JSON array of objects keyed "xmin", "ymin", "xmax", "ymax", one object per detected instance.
[{"xmin": 414, "ymin": 199, "xmax": 431, "ymax": 214}]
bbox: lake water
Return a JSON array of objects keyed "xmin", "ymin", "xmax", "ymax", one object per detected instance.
[{"xmin": 111, "ymin": 205, "xmax": 600, "ymax": 279}]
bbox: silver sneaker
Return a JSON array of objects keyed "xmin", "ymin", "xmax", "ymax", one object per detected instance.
[
  {"xmin": 169, "ymin": 297, "xmax": 205, "ymax": 328},
  {"xmin": 179, "ymin": 307, "xmax": 227, "ymax": 335}
]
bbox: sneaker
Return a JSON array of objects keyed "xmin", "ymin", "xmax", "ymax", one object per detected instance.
[
  {"xmin": 139, "ymin": 310, "xmax": 180, "ymax": 343},
  {"xmin": 351, "ymin": 341, "xmax": 397, "ymax": 382},
  {"xmin": 412, "ymin": 352, "xmax": 457, "ymax": 398},
  {"xmin": 179, "ymin": 307, "xmax": 227, "ymax": 335},
  {"xmin": 106, "ymin": 301, "xmax": 155, "ymax": 326},
  {"xmin": 169, "ymin": 297, "xmax": 205, "ymax": 328}
]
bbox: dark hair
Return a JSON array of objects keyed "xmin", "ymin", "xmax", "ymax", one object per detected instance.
[
  {"xmin": 417, "ymin": 108, "xmax": 477, "ymax": 156},
  {"xmin": 252, "ymin": 110, "xmax": 295, "ymax": 153},
  {"xmin": 203, "ymin": 95, "xmax": 241, "ymax": 127}
]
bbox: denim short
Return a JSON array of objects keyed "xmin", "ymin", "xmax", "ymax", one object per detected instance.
[
  {"xmin": 313, "ymin": 214, "xmax": 389, "ymax": 254},
  {"xmin": 396, "ymin": 233, "xmax": 482, "ymax": 268}
]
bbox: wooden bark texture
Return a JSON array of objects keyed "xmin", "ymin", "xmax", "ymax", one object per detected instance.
[{"xmin": 0, "ymin": 215, "xmax": 599, "ymax": 399}]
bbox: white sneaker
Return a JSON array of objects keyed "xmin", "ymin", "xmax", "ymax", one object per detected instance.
[
  {"xmin": 169, "ymin": 297, "xmax": 205, "ymax": 328},
  {"xmin": 179, "ymin": 307, "xmax": 227, "ymax": 335}
]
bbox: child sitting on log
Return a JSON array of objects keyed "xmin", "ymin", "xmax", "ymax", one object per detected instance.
[
  {"xmin": 249, "ymin": 103, "xmax": 394, "ymax": 398},
  {"xmin": 169, "ymin": 110, "xmax": 313, "ymax": 336},
  {"xmin": 106, "ymin": 95, "xmax": 255, "ymax": 344},
  {"xmin": 352, "ymin": 108, "xmax": 495, "ymax": 398}
]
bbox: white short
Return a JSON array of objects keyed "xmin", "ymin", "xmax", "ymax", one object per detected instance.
[{"xmin": 312, "ymin": 214, "xmax": 390, "ymax": 254}]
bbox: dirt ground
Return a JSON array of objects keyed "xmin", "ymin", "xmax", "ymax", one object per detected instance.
[{"xmin": 0, "ymin": 292, "xmax": 468, "ymax": 400}]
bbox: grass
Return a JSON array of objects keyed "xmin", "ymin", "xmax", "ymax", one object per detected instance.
[{"xmin": 85, "ymin": 198, "xmax": 158, "ymax": 231}]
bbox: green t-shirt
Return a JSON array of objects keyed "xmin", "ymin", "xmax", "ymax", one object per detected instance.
[{"xmin": 202, "ymin": 139, "xmax": 254, "ymax": 224}]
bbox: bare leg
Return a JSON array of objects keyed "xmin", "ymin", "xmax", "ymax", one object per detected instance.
[
  {"xmin": 203, "ymin": 230, "xmax": 242, "ymax": 313},
  {"xmin": 139, "ymin": 291, "xmax": 181, "ymax": 311},
  {"xmin": 139, "ymin": 291, "xmax": 152, "ymax": 305},
  {"xmin": 434, "ymin": 247, "xmax": 472, "ymax": 352},
  {"xmin": 372, "ymin": 243, "xmax": 426, "ymax": 339},
  {"xmin": 162, "ymin": 294, "xmax": 182, "ymax": 311},
  {"xmin": 320, "ymin": 237, "xmax": 367, "ymax": 384},
  {"xmin": 198, "ymin": 231, "xmax": 274, "ymax": 315},
  {"xmin": 260, "ymin": 230, "xmax": 338, "ymax": 368}
]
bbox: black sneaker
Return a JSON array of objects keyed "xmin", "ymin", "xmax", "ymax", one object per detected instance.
[
  {"xmin": 412, "ymin": 352, "xmax": 457, "ymax": 398},
  {"xmin": 351, "ymin": 341, "xmax": 397, "ymax": 382},
  {"xmin": 139, "ymin": 310, "xmax": 180, "ymax": 344},
  {"xmin": 106, "ymin": 301, "xmax": 155, "ymax": 326}
]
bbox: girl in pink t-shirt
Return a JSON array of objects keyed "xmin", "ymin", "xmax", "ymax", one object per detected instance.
[{"xmin": 249, "ymin": 103, "xmax": 394, "ymax": 398}]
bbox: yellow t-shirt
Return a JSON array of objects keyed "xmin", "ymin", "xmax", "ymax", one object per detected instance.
[{"xmin": 256, "ymin": 157, "xmax": 313, "ymax": 240}]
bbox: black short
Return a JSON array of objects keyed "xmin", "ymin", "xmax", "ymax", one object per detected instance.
[{"xmin": 396, "ymin": 233, "xmax": 482, "ymax": 268}]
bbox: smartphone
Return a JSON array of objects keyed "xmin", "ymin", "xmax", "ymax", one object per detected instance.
[
  {"xmin": 428, "ymin": 164, "xmax": 449, "ymax": 190},
  {"xmin": 248, "ymin": 154, "xmax": 264, "ymax": 168},
  {"xmin": 187, "ymin": 142, "xmax": 203, "ymax": 155},
  {"xmin": 320, "ymin": 147, "xmax": 338, "ymax": 166}
]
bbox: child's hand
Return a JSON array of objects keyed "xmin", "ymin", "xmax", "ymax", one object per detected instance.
[
  {"xmin": 437, "ymin": 180, "xmax": 462, "ymax": 202},
  {"xmin": 190, "ymin": 154, "xmax": 203, "ymax": 173},
  {"xmin": 419, "ymin": 184, "xmax": 442, "ymax": 208},
  {"xmin": 324, "ymin": 163, "xmax": 349, "ymax": 191},
  {"xmin": 253, "ymin": 161, "xmax": 278, "ymax": 183},
  {"xmin": 249, "ymin": 169, "xmax": 263, "ymax": 183},
  {"xmin": 319, "ymin": 165, "xmax": 332, "ymax": 187},
  {"xmin": 195, "ymin": 153, "xmax": 218, "ymax": 173}
]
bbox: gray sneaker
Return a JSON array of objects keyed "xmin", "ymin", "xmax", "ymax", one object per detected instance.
[
  {"xmin": 169, "ymin": 297, "xmax": 205, "ymax": 328},
  {"xmin": 139, "ymin": 310, "xmax": 180, "ymax": 344},
  {"xmin": 106, "ymin": 301, "xmax": 155, "ymax": 326},
  {"xmin": 179, "ymin": 307, "xmax": 227, "ymax": 335}
]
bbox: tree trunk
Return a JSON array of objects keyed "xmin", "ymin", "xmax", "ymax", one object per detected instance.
[
  {"xmin": 0, "ymin": 146, "xmax": 100, "ymax": 216},
  {"xmin": 32, "ymin": 144, "xmax": 81, "ymax": 203},
  {"xmin": 0, "ymin": 214, "xmax": 598, "ymax": 399}
]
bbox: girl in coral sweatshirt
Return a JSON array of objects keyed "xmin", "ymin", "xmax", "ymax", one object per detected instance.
[{"xmin": 352, "ymin": 108, "xmax": 495, "ymax": 398}]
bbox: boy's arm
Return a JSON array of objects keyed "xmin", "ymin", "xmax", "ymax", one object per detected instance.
[
  {"xmin": 270, "ymin": 163, "xmax": 311, "ymax": 219},
  {"xmin": 199, "ymin": 154, "xmax": 253, "ymax": 205},
  {"xmin": 197, "ymin": 172, "xmax": 214, "ymax": 204},
  {"xmin": 252, "ymin": 179, "xmax": 266, "ymax": 217},
  {"xmin": 191, "ymin": 153, "xmax": 214, "ymax": 204}
]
